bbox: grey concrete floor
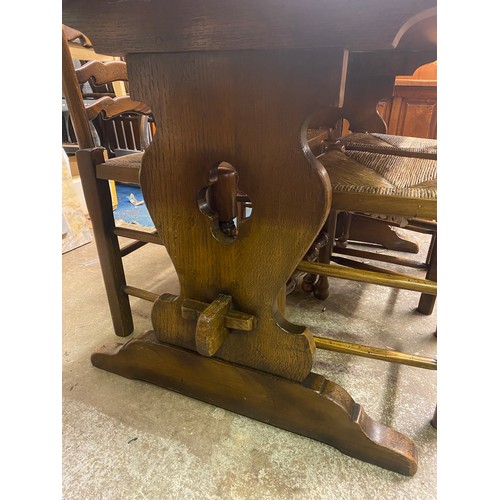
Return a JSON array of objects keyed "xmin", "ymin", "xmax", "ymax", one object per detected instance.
[{"xmin": 62, "ymin": 227, "xmax": 437, "ymax": 499}]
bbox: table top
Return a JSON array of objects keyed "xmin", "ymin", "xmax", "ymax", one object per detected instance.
[{"xmin": 62, "ymin": 0, "xmax": 436, "ymax": 56}]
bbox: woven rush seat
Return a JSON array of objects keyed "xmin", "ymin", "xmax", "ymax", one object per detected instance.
[
  {"xmin": 309, "ymin": 131, "xmax": 438, "ymax": 313},
  {"xmin": 319, "ymin": 145, "xmax": 437, "ymax": 220},
  {"xmin": 339, "ymin": 132, "xmax": 437, "ymax": 155},
  {"xmin": 96, "ymin": 151, "xmax": 143, "ymax": 184}
]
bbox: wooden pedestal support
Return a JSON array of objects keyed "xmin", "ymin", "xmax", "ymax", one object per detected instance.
[
  {"xmin": 92, "ymin": 330, "xmax": 418, "ymax": 476},
  {"xmin": 63, "ymin": 0, "xmax": 437, "ymax": 478}
]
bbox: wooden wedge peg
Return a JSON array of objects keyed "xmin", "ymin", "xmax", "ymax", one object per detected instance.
[
  {"xmin": 182, "ymin": 297, "xmax": 256, "ymax": 332},
  {"xmin": 209, "ymin": 163, "xmax": 238, "ymax": 238},
  {"xmin": 190, "ymin": 295, "xmax": 236, "ymax": 357}
]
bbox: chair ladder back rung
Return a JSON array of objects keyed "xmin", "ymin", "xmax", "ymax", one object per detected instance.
[
  {"xmin": 62, "ymin": 27, "xmax": 94, "ymax": 149},
  {"xmin": 76, "ymin": 60, "xmax": 128, "ymax": 86},
  {"xmin": 84, "ymin": 95, "xmax": 151, "ymax": 121}
]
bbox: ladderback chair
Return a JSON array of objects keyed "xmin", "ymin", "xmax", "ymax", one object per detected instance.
[
  {"xmin": 331, "ymin": 131, "xmax": 436, "ymax": 315},
  {"xmin": 308, "ymin": 133, "xmax": 437, "ymax": 306},
  {"xmin": 62, "ymin": 25, "xmax": 163, "ymax": 336},
  {"xmin": 296, "ymin": 36, "xmax": 437, "ymax": 315}
]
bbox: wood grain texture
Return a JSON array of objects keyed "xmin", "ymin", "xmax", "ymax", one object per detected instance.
[
  {"xmin": 63, "ymin": 28, "xmax": 160, "ymax": 336},
  {"xmin": 62, "ymin": 1, "xmax": 436, "ymax": 476},
  {"xmin": 313, "ymin": 336, "xmax": 437, "ymax": 370},
  {"xmin": 75, "ymin": 148, "xmax": 134, "ymax": 335},
  {"xmin": 297, "ymin": 260, "xmax": 437, "ymax": 295},
  {"xmin": 336, "ymin": 213, "xmax": 420, "ymax": 253},
  {"xmin": 62, "ymin": 27, "xmax": 94, "ymax": 149},
  {"xmin": 195, "ymin": 294, "xmax": 232, "ymax": 357},
  {"xmin": 85, "ymin": 95, "xmax": 150, "ymax": 121},
  {"xmin": 182, "ymin": 298, "xmax": 256, "ymax": 332},
  {"xmin": 91, "ymin": 331, "xmax": 419, "ymax": 476},
  {"xmin": 63, "ymin": 23, "xmax": 91, "ymax": 46},
  {"xmin": 76, "ymin": 60, "xmax": 128, "ymax": 86},
  {"xmin": 126, "ymin": 48, "xmax": 346, "ymax": 381},
  {"xmin": 62, "ymin": 0, "xmax": 436, "ymax": 55},
  {"xmin": 317, "ymin": 50, "xmax": 437, "ymax": 134}
]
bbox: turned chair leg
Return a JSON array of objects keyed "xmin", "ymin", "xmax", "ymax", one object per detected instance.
[
  {"xmin": 313, "ymin": 212, "xmax": 338, "ymax": 300},
  {"xmin": 334, "ymin": 211, "xmax": 352, "ymax": 248},
  {"xmin": 418, "ymin": 233, "xmax": 437, "ymax": 315}
]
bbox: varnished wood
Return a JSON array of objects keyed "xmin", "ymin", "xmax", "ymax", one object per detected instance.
[
  {"xmin": 308, "ymin": 37, "xmax": 437, "ymax": 309},
  {"xmin": 63, "ymin": 29, "xmax": 160, "ymax": 335},
  {"xmin": 75, "ymin": 148, "xmax": 134, "ymax": 335},
  {"xmin": 387, "ymin": 85, "xmax": 437, "ymax": 139},
  {"xmin": 76, "ymin": 60, "xmax": 128, "ymax": 86},
  {"xmin": 131, "ymin": 48, "xmax": 347, "ymax": 381},
  {"xmin": 331, "ymin": 255, "xmax": 425, "ymax": 278},
  {"xmin": 329, "ymin": 192, "xmax": 436, "ymax": 221},
  {"xmin": 63, "ymin": 23, "xmax": 91, "ymax": 46},
  {"xmin": 182, "ymin": 298, "xmax": 256, "ymax": 332},
  {"xmin": 119, "ymin": 240, "xmax": 149, "ymax": 258},
  {"xmin": 96, "ymin": 157, "xmax": 141, "ymax": 184},
  {"xmin": 195, "ymin": 294, "xmax": 233, "ymax": 357},
  {"xmin": 208, "ymin": 163, "xmax": 239, "ymax": 238},
  {"xmin": 314, "ymin": 336, "xmax": 437, "ymax": 370},
  {"xmin": 62, "ymin": 0, "xmax": 436, "ymax": 55},
  {"xmin": 66, "ymin": 41, "xmax": 117, "ymax": 63},
  {"xmin": 297, "ymin": 260, "xmax": 437, "ymax": 295},
  {"xmin": 122, "ymin": 286, "xmax": 160, "ymax": 303},
  {"xmin": 418, "ymin": 235, "xmax": 437, "ymax": 314},
  {"xmin": 63, "ymin": 0, "xmax": 437, "ymax": 475},
  {"xmin": 62, "ymin": 27, "xmax": 94, "ymax": 149},
  {"xmin": 386, "ymin": 62, "xmax": 437, "ymax": 140},
  {"xmin": 113, "ymin": 227, "xmax": 162, "ymax": 245},
  {"xmin": 336, "ymin": 212, "xmax": 420, "ymax": 254},
  {"xmin": 344, "ymin": 51, "xmax": 436, "ymax": 134},
  {"xmin": 91, "ymin": 331, "xmax": 419, "ymax": 476},
  {"xmin": 333, "ymin": 246, "xmax": 427, "ymax": 269},
  {"xmin": 84, "ymin": 95, "xmax": 150, "ymax": 121}
]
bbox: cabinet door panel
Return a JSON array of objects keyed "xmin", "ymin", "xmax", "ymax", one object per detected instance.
[{"xmin": 386, "ymin": 85, "xmax": 437, "ymax": 139}]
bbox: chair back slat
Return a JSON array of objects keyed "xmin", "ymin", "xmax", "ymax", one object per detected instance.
[
  {"xmin": 76, "ymin": 60, "xmax": 129, "ymax": 86},
  {"xmin": 62, "ymin": 27, "xmax": 95, "ymax": 149},
  {"xmin": 62, "ymin": 23, "xmax": 153, "ymax": 152},
  {"xmin": 63, "ymin": 24, "xmax": 92, "ymax": 46},
  {"xmin": 85, "ymin": 95, "xmax": 151, "ymax": 121}
]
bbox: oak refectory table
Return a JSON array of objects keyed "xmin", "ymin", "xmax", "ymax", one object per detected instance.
[{"xmin": 62, "ymin": 0, "xmax": 437, "ymax": 476}]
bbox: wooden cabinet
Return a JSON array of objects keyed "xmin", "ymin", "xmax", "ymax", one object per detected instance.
[{"xmin": 377, "ymin": 61, "xmax": 437, "ymax": 139}]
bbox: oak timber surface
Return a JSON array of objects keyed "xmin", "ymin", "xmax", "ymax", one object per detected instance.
[
  {"xmin": 128, "ymin": 48, "xmax": 346, "ymax": 381},
  {"xmin": 62, "ymin": 0, "xmax": 436, "ymax": 55}
]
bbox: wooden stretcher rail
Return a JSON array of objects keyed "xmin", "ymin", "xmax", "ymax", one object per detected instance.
[
  {"xmin": 121, "ymin": 286, "xmax": 436, "ymax": 369},
  {"xmin": 313, "ymin": 336, "xmax": 437, "ymax": 370},
  {"xmin": 333, "ymin": 247, "xmax": 428, "ymax": 269},
  {"xmin": 122, "ymin": 285, "xmax": 159, "ymax": 303},
  {"xmin": 113, "ymin": 227, "xmax": 162, "ymax": 244},
  {"xmin": 297, "ymin": 260, "xmax": 437, "ymax": 294}
]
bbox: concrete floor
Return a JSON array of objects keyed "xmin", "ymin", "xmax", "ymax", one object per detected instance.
[{"xmin": 62, "ymin": 227, "xmax": 437, "ymax": 499}]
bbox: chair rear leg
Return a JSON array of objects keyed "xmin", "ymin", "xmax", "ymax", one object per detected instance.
[
  {"xmin": 76, "ymin": 148, "xmax": 134, "ymax": 336},
  {"xmin": 313, "ymin": 212, "xmax": 337, "ymax": 300},
  {"xmin": 417, "ymin": 234, "xmax": 437, "ymax": 315}
]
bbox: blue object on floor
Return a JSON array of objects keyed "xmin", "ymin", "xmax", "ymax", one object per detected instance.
[{"xmin": 114, "ymin": 183, "xmax": 155, "ymax": 227}]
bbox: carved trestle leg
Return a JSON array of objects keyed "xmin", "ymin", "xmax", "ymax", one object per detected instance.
[
  {"xmin": 92, "ymin": 48, "xmax": 419, "ymax": 475},
  {"xmin": 93, "ymin": 332, "xmax": 418, "ymax": 476}
]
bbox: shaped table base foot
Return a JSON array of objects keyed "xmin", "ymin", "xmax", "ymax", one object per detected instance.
[{"xmin": 91, "ymin": 330, "xmax": 418, "ymax": 476}]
